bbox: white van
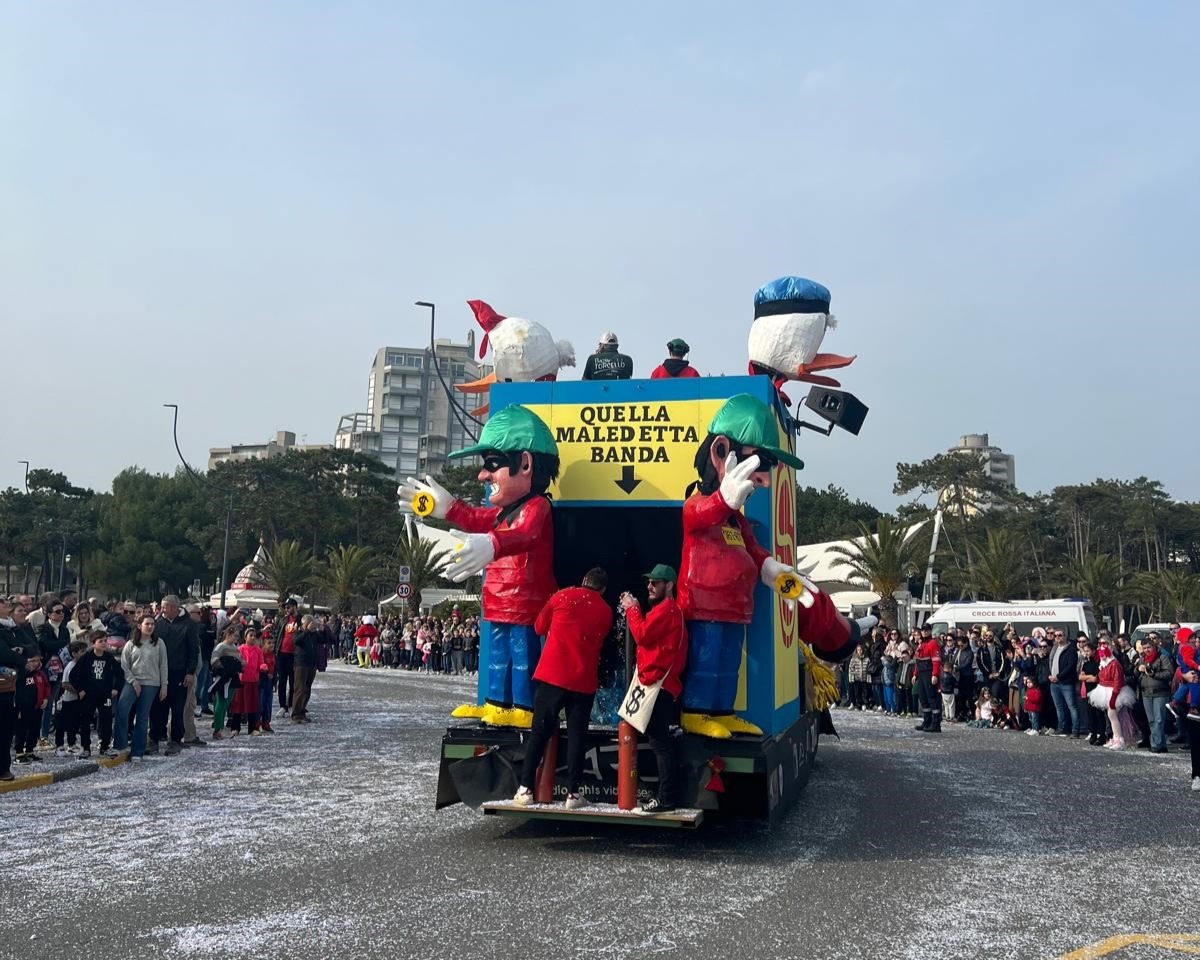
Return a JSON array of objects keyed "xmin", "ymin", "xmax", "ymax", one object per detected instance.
[
  {"xmin": 924, "ymin": 599, "xmax": 1099, "ymax": 640},
  {"xmin": 1130, "ymin": 622, "xmax": 1200, "ymax": 645}
]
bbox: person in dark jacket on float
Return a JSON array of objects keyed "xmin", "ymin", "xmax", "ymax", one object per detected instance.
[
  {"xmin": 151, "ymin": 595, "xmax": 199, "ymax": 755},
  {"xmin": 513, "ymin": 567, "xmax": 614, "ymax": 809},
  {"xmin": 620, "ymin": 563, "xmax": 689, "ymax": 815},
  {"xmin": 650, "ymin": 338, "xmax": 700, "ymax": 379},
  {"xmin": 581, "ymin": 331, "xmax": 634, "ymax": 380}
]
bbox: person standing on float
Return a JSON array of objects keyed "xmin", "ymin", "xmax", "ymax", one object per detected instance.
[{"xmin": 399, "ymin": 405, "xmax": 559, "ymax": 729}]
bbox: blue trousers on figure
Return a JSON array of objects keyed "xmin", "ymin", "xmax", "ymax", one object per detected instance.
[
  {"xmin": 486, "ymin": 623, "xmax": 541, "ymax": 711},
  {"xmin": 682, "ymin": 621, "xmax": 746, "ymax": 715}
]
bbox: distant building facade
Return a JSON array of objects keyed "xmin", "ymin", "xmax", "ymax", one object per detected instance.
[
  {"xmin": 208, "ymin": 431, "xmax": 331, "ymax": 471},
  {"xmin": 950, "ymin": 433, "xmax": 1016, "ymax": 490},
  {"xmin": 941, "ymin": 433, "xmax": 1016, "ymax": 513},
  {"xmin": 335, "ymin": 336, "xmax": 488, "ymax": 479}
]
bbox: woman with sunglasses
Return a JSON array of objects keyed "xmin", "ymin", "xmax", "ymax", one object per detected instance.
[{"xmin": 36, "ymin": 602, "xmax": 72, "ymax": 745}]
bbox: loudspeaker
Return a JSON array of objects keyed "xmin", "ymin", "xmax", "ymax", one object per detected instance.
[{"xmin": 803, "ymin": 387, "xmax": 868, "ymax": 435}]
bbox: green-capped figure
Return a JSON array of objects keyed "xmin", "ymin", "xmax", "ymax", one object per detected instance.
[{"xmin": 399, "ymin": 404, "xmax": 560, "ymax": 729}]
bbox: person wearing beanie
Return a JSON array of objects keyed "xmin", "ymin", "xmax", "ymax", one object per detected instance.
[
  {"xmin": 650, "ymin": 339, "xmax": 700, "ymax": 379},
  {"xmin": 1171, "ymin": 626, "xmax": 1200, "ymax": 719},
  {"xmin": 581, "ymin": 331, "xmax": 633, "ymax": 380}
]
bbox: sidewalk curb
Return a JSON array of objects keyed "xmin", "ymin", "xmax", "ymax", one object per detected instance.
[{"xmin": 0, "ymin": 750, "xmax": 129, "ymax": 795}]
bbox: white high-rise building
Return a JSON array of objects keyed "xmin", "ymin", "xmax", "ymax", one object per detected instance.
[
  {"xmin": 336, "ymin": 337, "xmax": 489, "ymax": 479},
  {"xmin": 950, "ymin": 433, "xmax": 1016, "ymax": 490},
  {"xmin": 940, "ymin": 433, "xmax": 1016, "ymax": 514}
]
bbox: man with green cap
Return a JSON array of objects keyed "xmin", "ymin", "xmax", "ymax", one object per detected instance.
[
  {"xmin": 650, "ymin": 339, "xmax": 700, "ymax": 379},
  {"xmin": 620, "ymin": 563, "xmax": 688, "ymax": 814},
  {"xmin": 677, "ymin": 393, "xmax": 860, "ymax": 739},
  {"xmin": 398, "ymin": 404, "xmax": 560, "ymax": 729}
]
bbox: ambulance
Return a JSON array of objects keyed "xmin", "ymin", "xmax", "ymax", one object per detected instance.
[{"xmin": 924, "ymin": 599, "xmax": 1099, "ymax": 640}]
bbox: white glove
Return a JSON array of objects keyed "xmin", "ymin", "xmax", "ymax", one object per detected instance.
[
  {"xmin": 441, "ymin": 530, "xmax": 495, "ymax": 582},
  {"xmin": 855, "ymin": 615, "xmax": 879, "ymax": 635},
  {"xmin": 718, "ymin": 451, "xmax": 760, "ymax": 511},
  {"xmin": 398, "ymin": 475, "xmax": 452, "ymax": 520},
  {"xmin": 760, "ymin": 557, "xmax": 817, "ymax": 609}
]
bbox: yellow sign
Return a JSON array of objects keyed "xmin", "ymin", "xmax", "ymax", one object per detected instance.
[
  {"xmin": 721, "ymin": 526, "xmax": 746, "ymax": 547},
  {"xmin": 524, "ymin": 399, "xmax": 725, "ymax": 502}
]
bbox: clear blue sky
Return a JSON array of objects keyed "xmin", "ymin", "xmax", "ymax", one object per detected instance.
[{"xmin": 4, "ymin": 3, "xmax": 1198, "ymax": 510}]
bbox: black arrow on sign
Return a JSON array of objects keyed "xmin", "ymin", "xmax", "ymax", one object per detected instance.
[{"xmin": 614, "ymin": 465, "xmax": 642, "ymax": 495}]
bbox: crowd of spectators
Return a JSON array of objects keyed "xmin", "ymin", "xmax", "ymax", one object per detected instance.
[
  {"xmin": 836, "ymin": 622, "xmax": 1198, "ymax": 778},
  {"xmin": 0, "ymin": 591, "xmax": 347, "ymax": 779},
  {"xmin": 343, "ymin": 614, "xmax": 480, "ymax": 673}
]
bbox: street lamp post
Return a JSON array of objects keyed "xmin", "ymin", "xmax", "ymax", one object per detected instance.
[
  {"xmin": 18, "ymin": 460, "xmax": 29, "ymax": 493},
  {"xmin": 164, "ymin": 403, "xmax": 235, "ymax": 607},
  {"xmin": 415, "ymin": 300, "xmax": 480, "ymax": 447}
]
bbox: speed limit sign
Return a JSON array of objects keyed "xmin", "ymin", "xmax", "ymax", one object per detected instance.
[{"xmin": 397, "ymin": 583, "xmax": 412, "ymax": 599}]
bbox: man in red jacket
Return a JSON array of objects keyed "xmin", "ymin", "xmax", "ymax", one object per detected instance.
[
  {"xmin": 914, "ymin": 623, "xmax": 943, "ymax": 733},
  {"xmin": 620, "ymin": 563, "xmax": 688, "ymax": 815},
  {"xmin": 650, "ymin": 338, "xmax": 700, "ymax": 379},
  {"xmin": 400, "ymin": 405, "xmax": 560, "ymax": 729},
  {"xmin": 514, "ymin": 568, "xmax": 613, "ymax": 808}
]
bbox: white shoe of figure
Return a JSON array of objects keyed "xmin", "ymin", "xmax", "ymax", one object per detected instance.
[
  {"xmin": 564, "ymin": 793, "xmax": 587, "ymax": 810},
  {"xmin": 1192, "ymin": 777, "xmax": 1200, "ymax": 792},
  {"xmin": 513, "ymin": 786, "xmax": 534, "ymax": 807}
]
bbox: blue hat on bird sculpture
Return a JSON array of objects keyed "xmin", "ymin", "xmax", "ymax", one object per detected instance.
[{"xmin": 753, "ymin": 277, "xmax": 832, "ymax": 318}]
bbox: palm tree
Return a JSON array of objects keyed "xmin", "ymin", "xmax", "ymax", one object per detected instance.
[
  {"xmin": 828, "ymin": 517, "xmax": 925, "ymax": 628},
  {"xmin": 315, "ymin": 544, "xmax": 386, "ymax": 614},
  {"xmin": 253, "ymin": 539, "xmax": 316, "ymax": 612},
  {"xmin": 395, "ymin": 523, "xmax": 451, "ymax": 618},
  {"xmin": 1160, "ymin": 569, "xmax": 1200, "ymax": 621},
  {"xmin": 968, "ymin": 529, "xmax": 1028, "ymax": 601},
  {"xmin": 1128, "ymin": 568, "xmax": 1200, "ymax": 622},
  {"xmin": 1060, "ymin": 553, "xmax": 1124, "ymax": 623}
]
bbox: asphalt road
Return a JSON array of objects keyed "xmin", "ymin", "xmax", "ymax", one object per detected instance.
[{"xmin": 1, "ymin": 664, "xmax": 1193, "ymax": 960}]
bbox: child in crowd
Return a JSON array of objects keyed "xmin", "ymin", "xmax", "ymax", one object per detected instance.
[
  {"xmin": 76, "ymin": 630, "xmax": 123, "ymax": 757},
  {"xmin": 54, "ymin": 639, "xmax": 88, "ymax": 757},
  {"xmin": 939, "ymin": 653, "xmax": 957, "ymax": 723},
  {"xmin": 230, "ymin": 626, "xmax": 265, "ymax": 736},
  {"xmin": 847, "ymin": 643, "xmax": 871, "ymax": 710},
  {"xmin": 967, "ymin": 689, "xmax": 994, "ymax": 728},
  {"xmin": 1172, "ymin": 627, "xmax": 1199, "ymax": 717},
  {"xmin": 895, "ymin": 645, "xmax": 916, "ymax": 718},
  {"xmin": 209, "ymin": 625, "xmax": 244, "ymax": 740},
  {"xmin": 259, "ymin": 635, "xmax": 276, "ymax": 733},
  {"xmin": 1023, "ymin": 676, "xmax": 1044, "ymax": 735},
  {"xmin": 14, "ymin": 653, "xmax": 50, "ymax": 763}
]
